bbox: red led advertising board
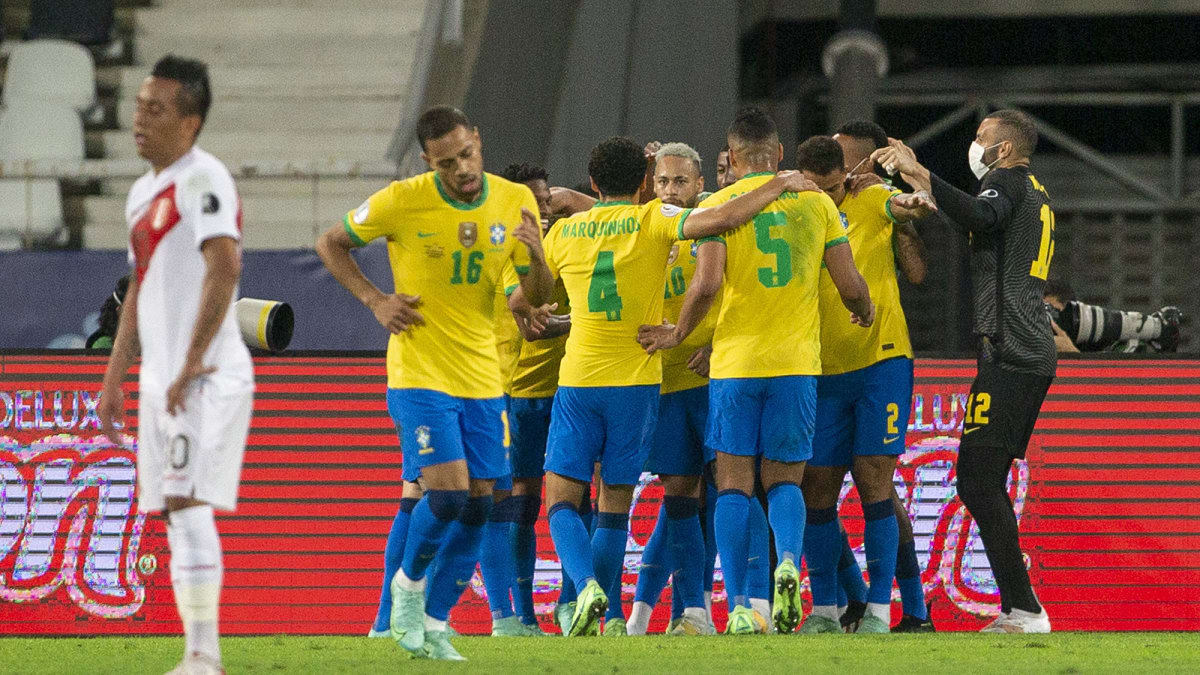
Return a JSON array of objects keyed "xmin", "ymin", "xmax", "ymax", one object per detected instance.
[{"xmin": 2, "ymin": 353, "xmax": 1198, "ymax": 634}]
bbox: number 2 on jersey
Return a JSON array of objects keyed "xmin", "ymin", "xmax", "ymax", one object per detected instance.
[
  {"xmin": 588, "ymin": 250, "xmax": 623, "ymax": 321},
  {"xmin": 1029, "ymin": 204, "xmax": 1055, "ymax": 280},
  {"xmin": 753, "ymin": 211, "xmax": 791, "ymax": 287}
]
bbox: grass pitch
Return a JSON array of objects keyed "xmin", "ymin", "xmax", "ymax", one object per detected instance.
[{"xmin": 4, "ymin": 633, "xmax": 1199, "ymax": 673}]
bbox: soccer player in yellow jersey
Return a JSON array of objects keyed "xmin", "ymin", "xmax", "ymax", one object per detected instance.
[
  {"xmin": 638, "ymin": 107, "xmax": 874, "ymax": 635},
  {"xmin": 790, "ymin": 134, "xmax": 936, "ymax": 635},
  {"xmin": 479, "ymin": 163, "xmax": 571, "ymax": 636},
  {"xmin": 316, "ymin": 106, "xmax": 552, "ymax": 661},
  {"xmin": 624, "ymin": 141, "xmax": 719, "ymax": 636},
  {"xmin": 520, "ymin": 136, "xmax": 816, "ymax": 637}
]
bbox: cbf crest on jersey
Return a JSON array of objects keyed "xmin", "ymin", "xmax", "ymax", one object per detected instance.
[
  {"xmin": 690, "ymin": 241, "xmax": 699, "ymax": 258},
  {"xmin": 489, "ymin": 222, "xmax": 507, "ymax": 245},
  {"xmin": 838, "ymin": 212, "xmax": 850, "ymax": 231},
  {"xmin": 458, "ymin": 222, "xmax": 478, "ymax": 247}
]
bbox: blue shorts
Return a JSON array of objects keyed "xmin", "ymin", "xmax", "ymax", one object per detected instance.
[
  {"xmin": 509, "ymin": 395, "xmax": 554, "ymax": 479},
  {"xmin": 812, "ymin": 357, "xmax": 914, "ymax": 468},
  {"xmin": 705, "ymin": 375, "xmax": 816, "ymax": 463},
  {"xmin": 387, "ymin": 388, "xmax": 508, "ymax": 483},
  {"xmin": 545, "ymin": 384, "xmax": 659, "ymax": 486},
  {"xmin": 647, "ymin": 385, "xmax": 709, "ymax": 477}
]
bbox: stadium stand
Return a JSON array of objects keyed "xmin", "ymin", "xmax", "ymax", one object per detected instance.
[
  {"xmin": 0, "ymin": 101, "xmax": 83, "ymax": 248},
  {"xmin": 2, "ymin": 38, "xmax": 95, "ymax": 111}
]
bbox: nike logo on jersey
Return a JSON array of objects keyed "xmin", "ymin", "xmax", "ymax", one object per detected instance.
[
  {"xmin": 882, "ymin": 436, "xmax": 900, "ymax": 444},
  {"xmin": 963, "ymin": 426, "xmax": 982, "ymax": 435},
  {"xmin": 418, "ymin": 231, "xmax": 437, "ymax": 237}
]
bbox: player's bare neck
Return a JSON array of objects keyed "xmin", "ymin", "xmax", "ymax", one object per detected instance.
[
  {"xmin": 150, "ymin": 145, "xmax": 193, "ymax": 176},
  {"xmin": 737, "ymin": 162, "xmax": 775, "ymax": 178},
  {"xmin": 598, "ymin": 192, "xmax": 636, "ymax": 204}
]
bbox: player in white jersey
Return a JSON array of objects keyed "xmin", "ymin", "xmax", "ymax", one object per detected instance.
[{"xmin": 98, "ymin": 55, "xmax": 252, "ymax": 675}]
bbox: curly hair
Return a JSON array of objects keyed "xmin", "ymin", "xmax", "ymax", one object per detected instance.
[
  {"xmin": 835, "ymin": 120, "xmax": 888, "ymax": 150},
  {"xmin": 587, "ymin": 137, "xmax": 646, "ymax": 197},
  {"xmin": 500, "ymin": 163, "xmax": 549, "ymax": 184},
  {"xmin": 795, "ymin": 135, "xmax": 845, "ymax": 175}
]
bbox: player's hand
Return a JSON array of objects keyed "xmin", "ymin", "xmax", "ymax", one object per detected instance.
[
  {"xmin": 371, "ymin": 293, "xmax": 424, "ymax": 334},
  {"xmin": 644, "ymin": 141, "xmax": 662, "ymax": 162},
  {"xmin": 847, "ymin": 172, "xmax": 884, "ymax": 196},
  {"xmin": 850, "ymin": 300, "xmax": 876, "ymax": 328},
  {"xmin": 871, "ymin": 138, "xmax": 920, "ymax": 177},
  {"xmin": 637, "ymin": 321, "xmax": 680, "ymax": 354},
  {"xmin": 523, "ymin": 302, "xmax": 558, "ymax": 336},
  {"xmin": 166, "ymin": 360, "xmax": 218, "ymax": 416},
  {"xmin": 514, "ymin": 208, "xmax": 545, "ymax": 262},
  {"xmin": 892, "ymin": 191, "xmax": 938, "ymax": 218},
  {"xmin": 776, "ymin": 170, "xmax": 820, "ymax": 194},
  {"xmin": 1050, "ymin": 319, "xmax": 1080, "ymax": 353},
  {"xmin": 687, "ymin": 345, "xmax": 712, "ymax": 377},
  {"xmin": 97, "ymin": 385, "xmax": 126, "ymax": 447}
]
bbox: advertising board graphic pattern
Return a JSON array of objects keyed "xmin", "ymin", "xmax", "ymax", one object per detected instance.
[{"xmin": 2, "ymin": 353, "xmax": 1198, "ymax": 634}]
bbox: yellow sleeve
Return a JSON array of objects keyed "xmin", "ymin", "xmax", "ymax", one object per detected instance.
[
  {"xmin": 343, "ymin": 181, "xmax": 406, "ymax": 246},
  {"xmin": 880, "ymin": 186, "xmax": 902, "ymax": 225},
  {"xmin": 510, "ymin": 187, "xmax": 538, "ymax": 275},
  {"xmin": 542, "ymin": 221, "xmax": 563, "ymax": 279},
  {"xmin": 643, "ymin": 200, "xmax": 693, "ymax": 244},
  {"xmin": 821, "ymin": 197, "xmax": 850, "ymax": 249},
  {"xmin": 501, "ymin": 260, "xmax": 520, "ymax": 296}
]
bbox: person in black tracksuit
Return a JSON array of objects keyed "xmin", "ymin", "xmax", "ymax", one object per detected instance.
[{"xmin": 871, "ymin": 109, "xmax": 1057, "ymax": 633}]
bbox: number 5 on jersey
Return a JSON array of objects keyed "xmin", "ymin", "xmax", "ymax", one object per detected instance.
[{"xmin": 588, "ymin": 250, "xmax": 623, "ymax": 321}]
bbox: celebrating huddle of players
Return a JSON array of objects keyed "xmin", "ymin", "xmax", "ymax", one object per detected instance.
[
  {"xmin": 314, "ymin": 104, "xmax": 962, "ymax": 661},
  {"xmin": 103, "ymin": 54, "xmax": 1056, "ymax": 670}
]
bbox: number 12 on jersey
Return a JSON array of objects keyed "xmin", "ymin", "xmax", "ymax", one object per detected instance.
[{"xmin": 588, "ymin": 250, "xmax": 623, "ymax": 321}]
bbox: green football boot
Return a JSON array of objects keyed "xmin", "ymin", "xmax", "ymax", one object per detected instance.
[
  {"xmin": 422, "ymin": 630, "xmax": 466, "ymax": 661},
  {"xmin": 772, "ymin": 558, "xmax": 802, "ymax": 634},
  {"xmin": 568, "ymin": 580, "xmax": 608, "ymax": 637}
]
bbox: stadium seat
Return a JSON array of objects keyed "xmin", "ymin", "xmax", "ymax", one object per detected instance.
[
  {"xmin": 2, "ymin": 39, "xmax": 97, "ymax": 113},
  {"xmin": 0, "ymin": 102, "xmax": 84, "ymax": 248}
]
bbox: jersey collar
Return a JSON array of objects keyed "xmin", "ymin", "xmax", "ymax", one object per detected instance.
[{"xmin": 434, "ymin": 173, "xmax": 490, "ymax": 210}]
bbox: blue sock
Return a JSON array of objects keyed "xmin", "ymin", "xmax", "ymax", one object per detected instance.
[
  {"xmin": 557, "ymin": 499, "xmax": 591, "ymax": 604},
  {"xmin": 401, "ymin": 490, "xmax": 468, "ymax": 582},
  {"xmin": 766, "ymin": 482, "xmax": 804, "ymax": 563},
  {"xmin": 633, "ymin": 503, "xmax": 672, "ymax": 607},
  {"xmin": 863, "ymin": 499, "xmax": 899, "ymax": 606},
  {"xmin": 594, "ymin": 512, "xmax": 628, "ymax": 621},
  {"xmin": 512, "ymin": 495, "xmax": 541, "ymax": 625},
  {"xmin": 372, "ymin": 497, "xmax": 418, "ymax": 632},
  {"xmin": 425, "ymin": 495, "xmax": 491, "ymax": 621},
  {"xmin": 703, "ymin": 480, "xmax": 718, "ymax": 595},
  {"xmin": 714, "ymin": 490, "xmax": 751, "ymax": 610},
  {"xmin": 745, "ymin": 496, "xmax": 770, "ymax": 602},
  {"xmin": 548, "ymin": 501, "xmax": 595, "ymax": 591},
  {"xmin": 838, "ymin": 529, "xmax": 868, "ymax": 604},
  {"xmin": 480, "ymin": 496, "xmax": 520, "ymax": 619},
  {"xmin": 896, "ymin": 538, "xmax": 928, "ymax": 619},
  {"xmin": 664, "ymin": 495, "xmax": 704, "ymax": 610},
  {"xmin": 802, "ymin": 507, "xmax": 841, "ymax": 607}
]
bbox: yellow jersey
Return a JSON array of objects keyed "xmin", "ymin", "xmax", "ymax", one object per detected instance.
[
  {"xmin": 508, "ymin": 279, "xmax": 571, "ymax": 399},
  {"xmin": 344, "ymin": 171, "xmax": 535, "ymax": 397},
  {"xmin": 543, "ymin": 199, "xmax": 692, "ymax": 387},
  {"xmin": 819, "ymin": 184, "xmax": 914, "ymax": 374},
  {"xmin": 661, "ymin": 238, "xmax": 720, "ymax": 394},
  {"xmin": 701, "ymin": 172, "xmax": 848, "ymax": 379},
  {"xmin": 494, "ymin": 262, "xmax": 522, "ymax": 394}
]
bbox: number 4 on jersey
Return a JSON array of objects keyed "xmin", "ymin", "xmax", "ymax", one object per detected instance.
[{"xmin": 588, "ymin": 250, "xmax": 623, "ymax": 321}]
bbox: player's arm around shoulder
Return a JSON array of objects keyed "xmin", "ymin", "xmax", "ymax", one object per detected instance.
[
  {"xmin": 882, "ymin": 186, "xmax": 935, "ymax": 285},
  {"xmin": 680, "ymin": 171, "xmax": 819, "ymax": 240}
]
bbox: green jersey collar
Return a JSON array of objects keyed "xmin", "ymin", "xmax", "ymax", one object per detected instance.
[{"xmin": 434, "ymin": 173, "xmax": 489, "ymax": 210}]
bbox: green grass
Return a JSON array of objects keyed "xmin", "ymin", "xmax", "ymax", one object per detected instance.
[{"xmin": 4, "ymin": 634, "xmax": 1199, "ymax": 673}]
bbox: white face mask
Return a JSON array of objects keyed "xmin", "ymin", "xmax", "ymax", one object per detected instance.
[{"xmin": 968, "ymin": 141, "xmax": 1002, "ymax": 179}]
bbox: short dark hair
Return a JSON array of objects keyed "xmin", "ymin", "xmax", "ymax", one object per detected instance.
[
  {"xmin": 1043, "ymin": 276, "xmax": 1074, "ymax": 303},
  {"xmin": 500, "ymin": 163, "xmax": 549, "ymax": 184},
  {"xmin": 835, "ymin": 120, "xmax": 888, "ymax": 150},
  {"xmin": 417, "ymin": 105, "xmax": 472, "ymax": 151},
  {"xmin": 985, "ymin": 109, "xmax": 1039, "ymax": 158},
  {"xmin": 151, "ymin": 55, "xmax": 211, "ymax": 133},
  {"xmin": 795, "ymin": 135, "xmax": 845, "ymax": 175},
  {"xmin": 588, "ymin": 137, "xmax": 646, "ymax": 197},
  {"xmin": 727, "ymin": 105, "xmax": 778, "ymax": 147}
]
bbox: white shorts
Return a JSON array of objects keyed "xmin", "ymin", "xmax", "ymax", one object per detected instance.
[{"xmin": 137, "ymin": 385, "xmax": 253, "ymax": 513}]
